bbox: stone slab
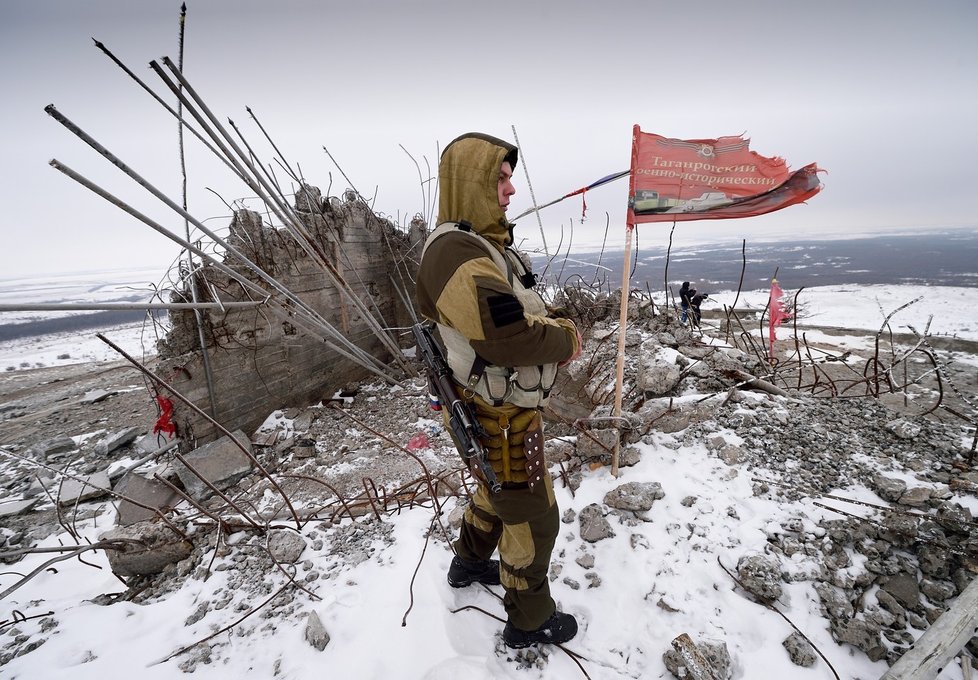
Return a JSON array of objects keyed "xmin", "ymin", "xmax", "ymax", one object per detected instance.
[
  {"xmin": 80, "ymin": 389, "xmax": 116, "ymax": 405},
  {"xmin": 113, "ymin": 472, "xmax": 183, "ymax": 525},
  {"xmin": 58, "ymin": 470, "xmax": 111, "ymax": 506},
  {"xmin": 95, "ymin": 427, "xmax": 142, "ymax": 456},
  {"xmin": 173, "ymin": 430, "xmax": 253, "ymax": 502},
  {"xmin": 30, "ymin": 435, "xmax": 76, "ymax": 460},
  {"xmin": 0, "ymin": 498, "xmax": 40, "ymax": 517}
]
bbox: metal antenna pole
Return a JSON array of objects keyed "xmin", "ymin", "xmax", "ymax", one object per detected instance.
[
  {"xmin": 176, "ymin": 2, "xmax": 218, "ymax": 420},
  {"xmin": 511, "ymin": 125, "xmax": 552, "ymax": 280}
]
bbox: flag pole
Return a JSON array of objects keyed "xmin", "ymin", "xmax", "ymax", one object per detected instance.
[
  {"xmin": 611, "ymin": 125, "xmax": 641, "ymax": 477},
  {"xmin": 611, "ymin": 226, "xmax": 632, "ymax": 477}
]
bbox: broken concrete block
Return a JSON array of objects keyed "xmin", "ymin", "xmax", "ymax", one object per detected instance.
[
  {"xmin": 603, "ymin": 481, "xmax": 665, "ymax": 512},
  {"xmin": 737, "ymin": 553, "xmax": 784, "ymax": 601},
  {"xmin": 664, "ymin": 635, "xmax": 732, "ymax": 680},
  {"xmin": 0, "ymin": 498, "xmax": 40, "ymax": 517},
  {"xmin": 173, "ymin": 430, "xmax": 254, "ymax": 502},
  {"xmin": 99, "ymin": 520, "xmax": 193, "ymax": 576},
  {"xmin": 135, "ymin": 434, "xmax": 165, "ymax": 454},
  {"xmin": 293, "ymin": 438, "xmax": 317, "ymax": 459},
  {"xmin": 113, "ymin": 472, "xmax": 183, "ymax": 526},
  {"xmin": 23, "ymin": 474, "xmax": 56, "ymax": 499},
  {"xmin": 80, "ymin": 389, "xmax": 116, "ymax": 405},
  {"xmin": 637, "ymin": 358, "xmax": 681, "ymax": 396},
  {"xmin": 30, "ymin": 435, "xmax": 76, "ymax": 461},
  {"xmin": 58, "ymin": 470, "xmax": 111, "ymax": 506},
  {"xmin": 95, "ymin": 427, "xmax": 141, "ymax": 456},
  {"xmin": 782, "ymin": 632, "xmax": 817, "ymax": 667},
  {"xmin": 579, "ymin": 503, "xmax": 615, "ymax": 543}
]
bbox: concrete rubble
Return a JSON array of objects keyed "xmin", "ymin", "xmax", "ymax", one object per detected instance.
[
  {"xmin": 94, "ymin": 426, "xmax": 140, "ymax": 456},
  {"xmin": 99, "ymin": 520, "xmax": 193, "ymax": 577}
]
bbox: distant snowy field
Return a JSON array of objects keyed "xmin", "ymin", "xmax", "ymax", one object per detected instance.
[
  {"xmin": 710, "ymin": 284, "xmax": 978, "ymax": 341},
  {"xmin": 2, "ymin": 281, "xmax": 977, "ymax": 372},
  {"xmin": 0, "ymin": 267, "xmax": 165, "ymax": 325},
  {"xmin": 707, "ymin": 284, "xmax": 978, "ymax": 370},
  {"xmin": 0, "ymin": 267, "xmax": 166, "ymax": 370},
  {"xmin": 0, "ymin": 321, "xmax": 161, "ymax": 371}
]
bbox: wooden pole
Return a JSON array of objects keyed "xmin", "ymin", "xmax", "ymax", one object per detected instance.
[
  {"xmin": 610, "ymin": 225, "xmax": 632, "ymax": 477},
  {"xmin": 611, "ymin": 124, "xmax": 641, "ymax": 478}
]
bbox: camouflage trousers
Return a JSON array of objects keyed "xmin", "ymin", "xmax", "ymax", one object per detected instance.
[{"xmin": 454, "ymin": 470, "xmax": 559, "ymax": 631}]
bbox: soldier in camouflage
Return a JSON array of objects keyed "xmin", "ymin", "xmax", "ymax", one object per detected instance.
[{"xmin": 416, "ymin": 132, "xmax": 581, "ymax": 648}]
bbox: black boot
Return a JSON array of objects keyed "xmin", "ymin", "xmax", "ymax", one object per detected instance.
[
  {"xmin": 503, "ymin": 611, "xmax": 578, "ymax": 648},
  {"xmin": 447, "ymin": 555, "xmax": 501, "ymax": 588}
]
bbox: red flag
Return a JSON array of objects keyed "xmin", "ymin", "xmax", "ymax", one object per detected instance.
[
  {"xmin": 768, "ymin": 279, "xmax": 792, "ymax": 358},
  {"xmin": 153, "ymin": 395, "xmax": 177, "ymax": 438},
  {"xmin": 627, "ymin": 126, "xmax": 822, "ymax": 226}
]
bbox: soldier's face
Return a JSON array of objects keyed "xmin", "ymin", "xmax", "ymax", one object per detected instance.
[{"xmin": 498, "ymin": 161, "xmax": 516, "ymax": 212}]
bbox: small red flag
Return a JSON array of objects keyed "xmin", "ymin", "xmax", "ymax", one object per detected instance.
[
  {"xmin": 153, "ymin": 395, "xmax": 177, "ymax": 438},
  {"xmin": 768, "ymin": 279, "xmax": 792, "ymax": 358}
]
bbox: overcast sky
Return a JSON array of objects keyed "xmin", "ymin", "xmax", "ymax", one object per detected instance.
[{"xmin": 2, "ymin": 0, "xmax": 976, "ymax": 279}]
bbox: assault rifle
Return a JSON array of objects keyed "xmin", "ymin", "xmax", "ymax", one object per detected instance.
[{"xmin": 412, "ymin": 322, "xmax": 501, "ymax": 493}]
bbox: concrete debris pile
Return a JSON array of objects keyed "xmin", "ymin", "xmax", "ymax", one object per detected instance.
[
  {"xmin": 1, "ymin": 291, "xmax": 977, "ymax": 674},
  {"xmin": 155, "ymin": 185, "xmax": 421, "ymax": 448}
]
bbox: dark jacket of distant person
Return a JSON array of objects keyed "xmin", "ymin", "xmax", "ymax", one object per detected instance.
[{"xmin": 680, "ymin": 281, "xmax": 697, "ymax": 323}]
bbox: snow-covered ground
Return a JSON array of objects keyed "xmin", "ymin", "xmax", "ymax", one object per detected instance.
[
  {"xmin": 5, "ymin": 432, "xmax": 919, "ymax": 680},
  {"xmin": 1, "ymin": 284, "xmax": 977, "ymax": 679}
]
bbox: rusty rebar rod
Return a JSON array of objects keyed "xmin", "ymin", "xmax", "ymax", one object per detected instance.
[
  {"xmin": 326, "ymin": 403, "xmax": 443, "ymax": 515},
  {"xmin": 717, "ymin": 556, "xmax": 841, "ymax": 680},
  {"xmin": 45, "ymin": 103, "xmax": 348, "ymax": 349}
]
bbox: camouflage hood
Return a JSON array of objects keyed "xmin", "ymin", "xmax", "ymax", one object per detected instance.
[{"xmin": 437, "ymin": 132, "xmax": 519, "ymax": 250}]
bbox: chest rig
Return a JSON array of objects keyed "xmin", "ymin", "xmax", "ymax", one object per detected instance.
[{"xmin": 421, "ymin": 222, "xmax": 558, "ymax": 409}]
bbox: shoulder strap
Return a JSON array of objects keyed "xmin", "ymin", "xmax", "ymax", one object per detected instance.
[
  {"xmin": 423, "ymin": 222, "xmax": 514, "ymax": 286},
  {"xmin": 504, "ymin": 247, "xmax": 537, "ymax": 289}
]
